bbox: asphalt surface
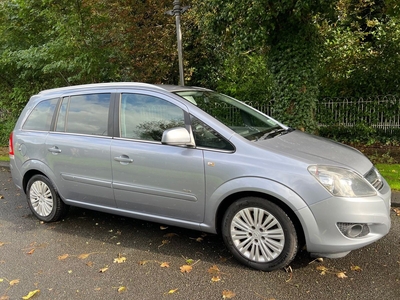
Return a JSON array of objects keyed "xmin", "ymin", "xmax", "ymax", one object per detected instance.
[{"xmin": 0, "ymin": 164, "xmax": 399, "ymax": 300}]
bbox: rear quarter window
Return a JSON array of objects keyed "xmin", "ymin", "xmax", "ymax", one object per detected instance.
[{"xmin": 22, "ymin": 98, "xmax": 58, "ymax": 131}]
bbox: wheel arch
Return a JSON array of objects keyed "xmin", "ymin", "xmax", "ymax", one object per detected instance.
[
  {"xmin": 215, "ymin": 191, "xmax": 306, "ymax": 248},
  {"xmin": 23, "ymin": 169, "xmax": 47, "ymax": 193},
  {"xmin": 20, "ymin": 159, "xmax": 59, "ymax": 194}
]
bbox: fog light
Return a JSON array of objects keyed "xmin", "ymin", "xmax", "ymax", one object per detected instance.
[{"xmin": 337, "ymin": 223, "xmax": 370, "ymax": 238}]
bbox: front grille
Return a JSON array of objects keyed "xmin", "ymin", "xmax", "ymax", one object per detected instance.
[{"xmin": 364, "ymin": 167, "xmax": 383, "ymax": 191}]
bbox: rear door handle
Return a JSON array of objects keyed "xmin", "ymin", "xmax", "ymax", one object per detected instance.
[{"xmin": 48, "ymin": 146, "xmax": 62, "ymax": 154}]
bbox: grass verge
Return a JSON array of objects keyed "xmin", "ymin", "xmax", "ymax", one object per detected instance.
[
  {"xmin": 0, "ymin": 146, "xmax": 8, "ymax": 161},
  {"xmin": 376, "ymin": 164, "xmax": 400, "ymax": 191}
]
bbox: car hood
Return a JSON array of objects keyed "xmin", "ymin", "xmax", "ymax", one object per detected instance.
[{"xmin": 255, "ymin": 130, "xmax": 373, "ymax": 175}]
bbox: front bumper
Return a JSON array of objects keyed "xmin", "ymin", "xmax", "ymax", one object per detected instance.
[{"xmin": 298, "ymin": 184, "xmax": 391, "ymax": 258}]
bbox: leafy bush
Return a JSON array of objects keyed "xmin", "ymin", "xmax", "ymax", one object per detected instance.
[
  {"xmin": 318, "ymin": 124, "xmax": 400, "ymax": 145},
  {"xmin": 0, "ymin": 117, "xmax": 16, "ymax": 146}
]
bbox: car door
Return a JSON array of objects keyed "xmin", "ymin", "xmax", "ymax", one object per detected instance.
[
  {"xmin": 111, "ymin": 91, "xmax": 205, "ymax": 222},
  {"xmin": 45, "ymin": 93, "xmax": 115, "ymax": 207}
]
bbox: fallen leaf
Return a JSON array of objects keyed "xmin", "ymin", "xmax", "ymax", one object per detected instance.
[
  {"xmin": 26, "ymin": 249, "xmax": 35, "ymax": 255},
  {"xmin": 195, "ymin": 237, "xmax": 203, "ymax": 242},
  {"xmin": 114, "ymin": 254, "xmax": 126, "ymax": 264},
  {"xmin": 285, "ymin": 266, "xmax": 293, "ymax": 282},
  {"xmin": 316, "ymin": 265, "xmax": 328, "ymax": 275},
  {"xmin": 158, "ymin": 240, "xmax": 170, "ymax": 248},
  {"xmin": 0, "ymin": 295, "xmax": 9, "ymax": 300},
  {"xmin": 336, "ymin": 272, "xmax": 348, "ymax": 279},
  {"xmin": 180, "ymin": 265, "xmax": 192, "ymax": 273},
  {"xmin": 168, "ymin": 289, "xmax": 178, "ymax": 294},
  {"xmin": 0, "ymin": 278, "xmax": 3, "ymax": 282},
  {"xmin": 139, "ymin": 260, "xmax": 150, "ymax": 265},
  {"xmin": 160, "ymin": 262, "xmax": 170, "ymax": 268},
  {"xmin": 78, "ymin": 253, "xmax": 90, "ymax": 259},
  {"xmin": 222, "ymin": 290, "xmax": 236, "ymax": 299},
  {"xmin": 160, "ymin": 226, "xmax": 168, "ymax": 230},
  {"xmin": 211, "ymin": 276, "xmax": 221, "ymax": 282},
  {"xmin": 86, "ymin": 261, "xmax": 94, "ymax": 267},
  {"xmin": 0, "ymin": 242, "xmax": 5, "ymax": 247},
  {"xmin": 22, "ymin": 289, "xmax": 40, "ymax": 299},
  {"xmin": 117, "ymin": 286, "xmax": 126, "ymax": 293},
  {"xmin": 393, "ymin": 208, "xmax": 400, "ymax": 216},
  {"xmin": 351, "ymin": 265, "xmax": 362, "ymax": 272},
  {"xmin": 0, "ymin": 195, "xmax": 3, "ymax": 199},
  {"xmin": 309, "ymin": 257, "xmax": 324, "ymax": 264},
  {"xmin": 58, "ymin": 254, "xmax": 69, "ymax": 260},
  {"xmin": 185, "ymin": 258, "xmax": 194, "ymax": 265},
  {"xmin": 208, "ymin": 265, "xmax": 220, "ymax": 274},
  {"xmin": 285, "ymin": 265, "xmax": 293, "ymax": 273},
  {"xmin": 99, "ymin": 267, "xmax": 109, "ymax": 273},
  {"xmin": 68, "ymin": 270, "xmax": 73, "ymax": 274},
  {"xmin": 9, "ymin": 279, "xmax": 20, "ymax": 286}
]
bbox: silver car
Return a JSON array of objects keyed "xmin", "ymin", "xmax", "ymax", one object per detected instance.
[{"xmin": 9, "ymin": 83, "xmax": 391, "ymax": 271}]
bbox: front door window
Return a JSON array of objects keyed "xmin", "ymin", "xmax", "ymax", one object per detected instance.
[{"xmin": 120, "ymin": 93, "xmax": 185, "ymax": 141}]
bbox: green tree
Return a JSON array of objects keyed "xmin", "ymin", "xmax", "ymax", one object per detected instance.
[
  {"xmin": 0, "ymin": 0, "xmax": 179, "ymax": 144},
  {"xmin": 0, "ymin": 0, "xmax": 180, "ymax": 122},
  {"xmin": 192, "ymin": 0, "xmax": 335, "ymax": 131},
  {"xmin": 0, "ymin": 0, "xmax": 118, "ymax": 117},
  {"xmin": 319, "ymin": 0, "xmax": 400, "ymax": 97},
  {"xmin": 88, "ymin": 0, "xmax": 178, "ymax": 83}
]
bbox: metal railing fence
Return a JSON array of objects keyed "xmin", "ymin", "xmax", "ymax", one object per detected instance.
[{"xmin": 246, "ymin": 95, "xmax": 400, "ymax": 132}]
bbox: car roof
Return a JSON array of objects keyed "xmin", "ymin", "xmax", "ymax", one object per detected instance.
[
  {"xmin": 37, "ymin": 82, "xmax": 210, "ymax": 97},
  {"xmin": 38, "ymin": 82, "xmax": 161, "ymax": 96},
  {"xmin": 153, "ymin": 84, "xmax": 211, "ymax": 93}
]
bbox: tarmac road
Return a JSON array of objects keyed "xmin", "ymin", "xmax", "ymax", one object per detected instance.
[{"xmin": 0, "ymin": 165, "xmax": 399, "ymax": 300}]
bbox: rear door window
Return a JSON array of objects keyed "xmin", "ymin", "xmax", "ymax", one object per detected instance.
[{"xmin": 56, "ymin": 94, "xmax": 111, "ymax": 136}]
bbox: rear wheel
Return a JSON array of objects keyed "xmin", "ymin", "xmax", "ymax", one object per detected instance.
[
  {"xmin": 222, "ymin": 197, "xmax": 298, "ymax": 271},
  {"xmin": 26, "ymin": 175, "xmax": 68, "ymax": 222}
]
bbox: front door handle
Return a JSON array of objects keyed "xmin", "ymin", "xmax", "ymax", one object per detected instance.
[{"xmin": 114, "ymin": 155, "xmax": 134, "ymax": 165}]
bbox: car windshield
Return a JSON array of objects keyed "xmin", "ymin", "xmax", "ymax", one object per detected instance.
[{"xmin": 174, "ymin": 90, "xmax": 287, "ymax": 141}]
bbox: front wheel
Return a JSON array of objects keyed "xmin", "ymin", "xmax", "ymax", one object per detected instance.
[
  {"xmin": 26, "ymin": 174, "xmax": 69, "ymax": 222},
  {"xmin": 222, "ymin": 197, "xmax": 298, "ymax": 271}
]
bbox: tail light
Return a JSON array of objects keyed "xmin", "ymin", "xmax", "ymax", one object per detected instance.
[{"xmin": 9, "ymin": 132, "xmax": 14, "ymax": 158}]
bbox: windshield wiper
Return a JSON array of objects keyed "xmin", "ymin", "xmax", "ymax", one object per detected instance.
[{"xmin": 261, "ymin": 127, "xmax": 294, "ymax": 140}]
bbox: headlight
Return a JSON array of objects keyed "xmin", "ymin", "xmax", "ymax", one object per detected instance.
[{"xmin": 308, "ymin": 165, "xmax": 377, "ymax": 197}]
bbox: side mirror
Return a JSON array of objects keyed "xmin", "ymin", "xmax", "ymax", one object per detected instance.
[{"xmin": 161, "ymin": 127, "xmax": 194, "ymax": 146}]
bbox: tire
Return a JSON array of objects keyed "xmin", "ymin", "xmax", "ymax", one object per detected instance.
[
  {"xmin": 26, "ymin": 174, "xmax": 69, "ymax": 222},
  {"xmin": 222, "ymin": 197, "xmax": 298, "ymax": 271}
]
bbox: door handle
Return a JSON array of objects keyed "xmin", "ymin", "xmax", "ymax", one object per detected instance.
[
  {"xmin": 114, "ymin": 155, "xmax": 134, "ymax": 164},
  {"xmin": 48, "ymin": 146, "xmax": 62, "ymax": 154}
]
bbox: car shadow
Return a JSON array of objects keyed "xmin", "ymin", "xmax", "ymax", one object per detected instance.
[{"xmin": 51, "ymin": 206, "xmax": 315, "ymax": 271}]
